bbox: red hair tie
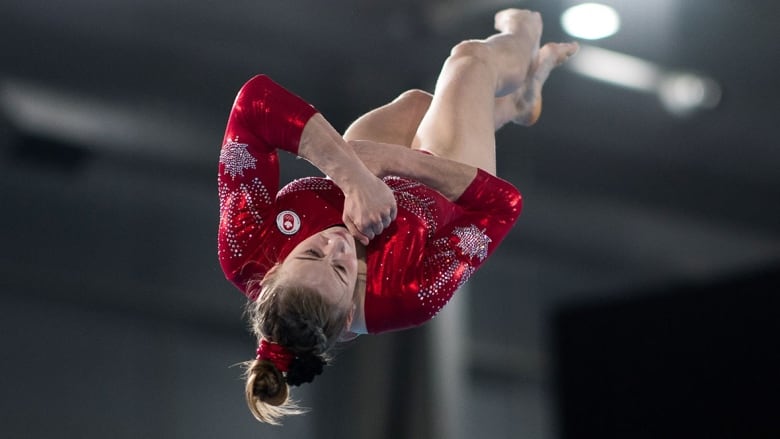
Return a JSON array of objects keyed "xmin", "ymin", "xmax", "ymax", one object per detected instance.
[{"xmin": 256, "ymin": 339, "xmax": 294, "ymax": 373}]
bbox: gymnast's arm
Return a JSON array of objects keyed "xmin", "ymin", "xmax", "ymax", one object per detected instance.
[
  {"xmin": 353, "ymin": 139, "xmax": 521, "ymax": 334},
  {"xmin": 347, "ymin": 139, "xmax": 477, "ymax": 201},
  {"xmin": 233, "ymin": 75, "xmax": 396, "ymax": 244},
  {"xmin": 298, "ymin": 114, "xmax": 397, "ymax": 243}
]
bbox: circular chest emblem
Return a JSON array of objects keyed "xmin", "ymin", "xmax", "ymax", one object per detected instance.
[{"xmin": 276, "ymin": 210, "xmax": 301, "ymax": 235}]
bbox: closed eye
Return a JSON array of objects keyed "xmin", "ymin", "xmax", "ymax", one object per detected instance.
[
  {"xmin": 302, "ymin": 249, "xmax": 347, "ymax": 285},
  {"xmin": 332, "ymin": 263, "xmax": 348, "ymax": 285},
  {"xmin": 306, "ymin": 249, "xmax": 323, "ymax": 258}
]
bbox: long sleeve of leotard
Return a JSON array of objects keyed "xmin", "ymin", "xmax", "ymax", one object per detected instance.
[
  {"xmin": 217, "ymin": 75, "xmax": 318, "ymax": 290},
  {"xmin": 367, "ymin": 169, "xmax": 522, "ymax": 333}
]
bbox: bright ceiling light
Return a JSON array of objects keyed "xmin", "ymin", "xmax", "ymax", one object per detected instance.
[
  {"xmin": 567, "ymin": 45, "xmax": 661, "ymax": 91},
  {"xmin": 561, "ymin": 3, "xmax": 621, "ymax": 40},
  {"xmin": 658, "ymin": 73, "xmax": 722, "ymax": 116},
  {"xmin": 565, "ymin": 44, "xmax": 722, "ymax": 116}
]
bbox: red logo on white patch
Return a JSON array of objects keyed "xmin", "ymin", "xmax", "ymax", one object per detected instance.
[{"xmin": 276, "ymin": 210, "xmax": 301, "ymax": 235}]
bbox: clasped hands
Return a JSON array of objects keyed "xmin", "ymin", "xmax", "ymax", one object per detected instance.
[{"xmin": 341, "ymin": 140, "xmax": 404, "ymax": 245}]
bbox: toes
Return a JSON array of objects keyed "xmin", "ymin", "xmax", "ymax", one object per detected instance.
[
  {"xmin": 517, "ymin": 42, "xmax": 577, "ymax": 126},
  {"xmin": 533, "ymin": 42, "xmax": 577, "ymax": 83},
  {"xmin": 541, "ymin": 42, "xmax": 579, "ymax": 67}
]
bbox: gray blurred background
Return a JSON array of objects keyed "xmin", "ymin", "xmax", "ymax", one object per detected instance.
[{"xmin": 1, "ymin": 0, "xmax": 778, "ymax": 438}]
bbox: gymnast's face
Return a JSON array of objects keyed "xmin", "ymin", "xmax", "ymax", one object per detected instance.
[{"xmin": 279, "ymin": 226, "xmax": 358, "ymax": 310}]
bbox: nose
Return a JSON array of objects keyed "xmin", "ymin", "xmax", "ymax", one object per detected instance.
[{"xmin": 324, "ymin": 234, "xmax": 348, "ymax": 256}]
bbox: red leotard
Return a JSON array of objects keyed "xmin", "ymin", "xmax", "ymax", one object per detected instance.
[{"xmin": 218, "ymin": 75, "xmax": 522, "ymax": 334}]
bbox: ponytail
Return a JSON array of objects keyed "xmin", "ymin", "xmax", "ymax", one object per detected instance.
[
  {"xmin": 244, "ymin": 359, "xmax": 302, "ymax": 425},
  {"xmin": 242, "ymin": 268, "xmax": 348, "ymax": 424}
]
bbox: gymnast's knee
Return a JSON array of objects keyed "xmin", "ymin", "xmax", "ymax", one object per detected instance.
[{"xmin": 393, "ymin": 89, "xmax": 433, "ymax": 112}]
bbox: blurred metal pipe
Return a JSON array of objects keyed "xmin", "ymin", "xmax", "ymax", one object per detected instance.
[
  {"xmin": 430, "ymin": 285, "xmax": 469, "ymax": 439},
  {"xmin": 0, "ymin": 78, "xmax": 219, "ymax": 166}
]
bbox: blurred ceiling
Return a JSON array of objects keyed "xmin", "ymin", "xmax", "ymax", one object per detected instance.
[{"xmin": 1, "ymin": 0, "xmax": 778, "ymax": 335}]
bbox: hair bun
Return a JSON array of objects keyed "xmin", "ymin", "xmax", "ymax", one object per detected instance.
[{"xmin": 250, "ymin": 361, "xmax": 288, "ymax": 406}]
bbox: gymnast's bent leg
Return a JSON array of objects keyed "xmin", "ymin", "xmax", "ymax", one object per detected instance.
[
  {"xmin": 344, "ymin": 10, "xmax": 576, "ymax": 159},
  {"xmin": 343, "ymin": 89, "xmax": 432, "ymax": 146},
  {"xmin": 414, "ymin": 9, "xmax": 576, "ymax": 175}
]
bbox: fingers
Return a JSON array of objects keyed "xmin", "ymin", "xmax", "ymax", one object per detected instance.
[
  {"xmin": 344, "ymin": 217, "xmax": 370, "ymax": 246},
  {"xmin": 343, "ymin": 208, "xmax": 397, "ymax": 245},
  {"xmin": 341, "ymin": 174, "xmax": 398, "ymax": 245},
  {"xmin": 381, "ymin": 204, "xmax": 397, "ymax": 230},
  {"xmin": 344, "ymin": 215, "xmax": 382, "ymax": 245}
]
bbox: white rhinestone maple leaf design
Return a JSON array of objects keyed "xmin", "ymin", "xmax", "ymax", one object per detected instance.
[
  {"xmin": 453, "ymin": 225, "xmax": 491, "ymax": 262},
  {"xmin": 220, "ymin": 141, "xmax": 257, "ymax": 179}
]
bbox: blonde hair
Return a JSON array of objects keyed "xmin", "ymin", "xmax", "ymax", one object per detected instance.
[{"xmin": 243, "ymin": 266, "xmax": 351, "ymax": 425}]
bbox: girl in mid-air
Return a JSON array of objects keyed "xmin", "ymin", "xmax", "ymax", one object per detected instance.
[{"xmin": 217, "ymin": 8, "xmax": 577, "ymax": 424}]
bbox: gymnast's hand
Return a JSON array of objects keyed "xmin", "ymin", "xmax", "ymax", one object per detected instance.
[
  {"xmin": 297, "ymin": 113, "xmax": 397, "ymax": 244},
  {"xmin": 341, "ymin": 169, "xmax": 397, "ymax": 245}
]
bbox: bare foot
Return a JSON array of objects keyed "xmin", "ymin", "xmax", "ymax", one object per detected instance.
[
  {"xmin": 488, "ymin": 9, "xmax": 545, "ymax": 98},
  {"xmin": 494, "ymin": 8, "xmax": 542, "ymax": 37},
  {"xmin": 494, "ymin": 41, "xmax": 578, "ymax": 127}
]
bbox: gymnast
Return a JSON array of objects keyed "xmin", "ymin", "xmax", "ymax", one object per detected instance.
[{"xmin": 217, "ymin": 9, "xmax": 577, "ymax": 424}]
